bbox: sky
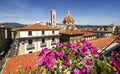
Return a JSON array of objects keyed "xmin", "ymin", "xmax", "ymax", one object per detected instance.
[{"xmin": 0, "ymin": 0, "xmax": 120, "ymax": 25}]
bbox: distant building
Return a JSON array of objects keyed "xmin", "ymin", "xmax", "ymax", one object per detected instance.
[
  {"xmin": 11, "ymin": 28, "xmax": 20, "ymax": 40},
  {"xmin": 0, "ymin": 25, "xmax": 12, "ymax": 59},
  {"xmin": 60, "ymin": 30, "xmax": 83, "ymax": 44},
  {"xmin": 63, "ymin": 11, "xmax": 75, "ymax": 24},
  {"xmin": 104, "ymin": 24, "xmax": 116, "ymax": 33},
  {"xmin": 59, "ymin": 11, "xmax": 83, "ymax": 43},
  {"xmin": 113, "ymin": 26, "xmax": 120, "ymax": 36},
  {"xmin": 83, "ymin": 32, "xmax": 96, "ymax": 40},
  {"xmin": 15, "ymin": 22, "xmax": 60, "ymax": 55},
  {"xmin": 89, "ymin": 30, "xmax": 112, "ymax": 38}
]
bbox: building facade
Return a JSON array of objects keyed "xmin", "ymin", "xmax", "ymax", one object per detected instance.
[
  {"xmin": 91, "ymin": 31, "xmax": 112, "ymax": 38},
  {"xmin": 83, "ymin": 32, "xmax": 96, "ymax": 40},
  {"xmin": 0, "ymin": 26, "xmax": 12, "ymax": 59},
  {"xmin": 16, "ymin": 23, "xmax": 60, "ymax": 55},
  {"xmin": 60, "ymin": 30, "xmax": 83, "ymax": 44}
]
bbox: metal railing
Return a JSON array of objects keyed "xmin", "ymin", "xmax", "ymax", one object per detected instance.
[
  {"xmin": 51, "ymin": 41, "xmax": 56, "ymax": 45},
  {"xmin": 40, "ymin": 42, "xmax": 47, "ymax": 47},
  {"xmin": 27, "ymin": 44, "xmax": 35, "ymax": 50}
]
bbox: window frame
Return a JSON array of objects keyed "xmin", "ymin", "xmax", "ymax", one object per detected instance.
[
  {"xmin": 42, "ymin": 31, "xmax": 45, "ymax": 35},
  {"xmin": 28, "ymin": 40, "xmax": 32, "ymax": 45},
  {"xmin": 42, "ymin": 38, "xmax": 45, "ymax": 43},
  {"xmin": 28, "ymin": 31, "xmax": 32, "ymax": 36},
  {"xmin": 52, "ymin": 30, "xmax": 54, "ymax": 34}
]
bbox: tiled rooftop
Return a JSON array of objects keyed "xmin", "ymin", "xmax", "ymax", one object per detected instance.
[
  {"xmin": 18, "ymin": 23, "xmax": 58, "ymax": 30},
  {"xmin": 59, "ymin": 30, "xmax": 83, "ymax": 35},
  {"xmin": 3, "ymin": 52, "xmax": 39, "ymax": 74},
  {"xmin": 83, "ymin": 32, "xmax": 96, "ymax": 37},
  {"xmin": 89, "ymin": 36, "xmax": 116, "ymax": 50}
]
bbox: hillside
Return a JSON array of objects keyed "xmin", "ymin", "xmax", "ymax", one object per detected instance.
[
  {"xmin": 76, "ymin": 25, "xmax": 106, "ymax": 28},
  {"xmin": 0, "ymin": 22, "xmax": 26, "ymax": 28}
]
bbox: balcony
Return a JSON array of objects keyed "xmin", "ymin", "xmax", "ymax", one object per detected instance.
[
  {"xmin": 51, "ymin": 41, "xmax": 56, "ymax": 45},
  {"xmin": 27, "ymin": 44, "xmax": 35, "ymax": 50},
  {"xmin": 40, "ymin": 42, "xmax": 47, "ymax": 47}
]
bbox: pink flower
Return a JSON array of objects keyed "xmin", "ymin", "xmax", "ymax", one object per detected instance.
[
  {"xmin": 64, "ymin": 42, "xmax": 70, "ymax": 46},
  {"xmin": 38, "ymin": 48, "xmax": 48, "ymax": 57},
  {"xmin": 46, "ymin": 51, "xmax": 55, "ymax": 59},
  {"xmin": 112, "ymin": 51, "xmax": 118, "ymax": 56},
  {"xmin": 83, "ymin": 59, "xmax": 94, "ymax": 67},
  {"xmin": 70, "ymin": 44, "xmax": 77, "ymax": 50},
  {"xmin": 59, "ymin": 51, "xmax": 65, "ymax": 57},
  {"xmin": 74, "ymin": 67, "xmax": 92, "ymax": 74},
  {"xmin": 91, "ymin": 47, "xmax": 100, "ymax": 57},
  {"xmin": 56, "ymin": 42, "xmax": 63, "ymax": 48},
  {"xmin": 73, "ymin": 68, "xmax": 83, "ymax": 74},
  {"xmin": 37, "ymin": 58, "xmax": 45, "ymax": 66},
  {"xmin": 82, "ymin": 67, "xmax": 92, "ymax": 74},
  {"xmin": 113, "ymin": 70, "xmax": 119, "ymax": 74},
  {"xmin": 79, "ymin": 47, "xmax": 90, "ymax": 56},
  {"xmin": 81, "ymin": 39, "xmax": 92, "ymax": 49},
  {"xmin": 112, "ymin": 58, "xmax": 120, "ymax": 70},
  {"xmin": 24, "ymin": 66, "xmax": 32, "ymax": 72},
  {"xmin": 54, "ymin": 50, "xmax": 65, "ymax": 58},
  {"xmin": 45, "ymin": 56, "xmax": 55, "ymax": 68},
  {"xmin": 64, "ymin": 57, "xmax": 70, "ymax": 67}
]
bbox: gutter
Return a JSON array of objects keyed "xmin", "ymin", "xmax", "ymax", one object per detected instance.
[
  {"xmin": 100, "ymin": 36, "xmax": 120, "ymax": 53},
  {"xmin": 0, "ymin": 58, "xmax": 8, "ymax": 74}
]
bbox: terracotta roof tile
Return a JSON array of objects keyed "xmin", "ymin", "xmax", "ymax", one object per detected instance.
[
  {"xmin": 18, "ymin": 23, "xmax": 58, "ymax": 30},
  {"xmin": 89, "ymin": 36, "xmax": 116, "ymax": 50},
  {"xmin": 83, "ymin": 32, "xmax": 96, "ymax": 36},
  {"xmin": 59, "ymin": 30, "xmax": 83, "ymax": 35},
  {"xmin": 3, "ymin": 52, "xmax": 39, "ymax": 74}
]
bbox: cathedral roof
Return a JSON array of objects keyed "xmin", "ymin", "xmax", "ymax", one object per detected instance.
[{"xmin": 63, "ymin": 11, "xmax": 75, "ymax": 24}]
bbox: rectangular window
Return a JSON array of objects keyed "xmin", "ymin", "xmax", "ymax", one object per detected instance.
[
  {"xmin": 52, "ymin": 37, "xmax": 55, "ymax": 41},
  {"xmin": 42, "ymin": 31, "xmax": 44, "ymax": 35},
  {"xmin": 52, "ymin": 31, "xmax": 54, "ymax": 34},
  {"xmin": 42, "ymin": 38, "xmax": 45, "ymax": 43},
  {"xmin": 28, "ymin": 31, "xmax": 32, "ymax": 36},
  {"xmin": 5, "ymin": 29, "xmax": 7, "ymax": 39},
  {"xmin": 28, "ymin": 40, "xmax": 32, "ymax": 44},
  {"xmin": 29, "ymin": 51, "xmax": 33, "ymax": 53}
]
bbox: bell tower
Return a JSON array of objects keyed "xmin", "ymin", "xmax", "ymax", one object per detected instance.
[{"xmin": 50, "ymin": 9, "xmax": 56, "ymax": 27}]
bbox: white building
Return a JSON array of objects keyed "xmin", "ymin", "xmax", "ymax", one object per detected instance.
[{"xmin": 15, "ymin": 22, "xmax": 60, "ymax": 55}]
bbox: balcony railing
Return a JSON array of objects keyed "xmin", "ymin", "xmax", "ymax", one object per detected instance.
[
  {"xmin": 40, "ymin": 42, "xmax": 47, "ymax": 47},
  {"xmin": 27, "ymin": 44, "xmax": 35, "ymax": 50},
  {"xmin": 51, "ymin": 41, "xmax": 56, "ymax": 45}
]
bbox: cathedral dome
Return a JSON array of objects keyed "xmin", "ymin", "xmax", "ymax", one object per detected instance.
[{"xmin": 63, "ymin": 11, "xmax": 75, "ymax": 24}]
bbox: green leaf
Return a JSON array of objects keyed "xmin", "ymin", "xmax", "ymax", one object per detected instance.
[{"xmin": 41, "ymin": 68, "xmax": 47, "ymax": 74}]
